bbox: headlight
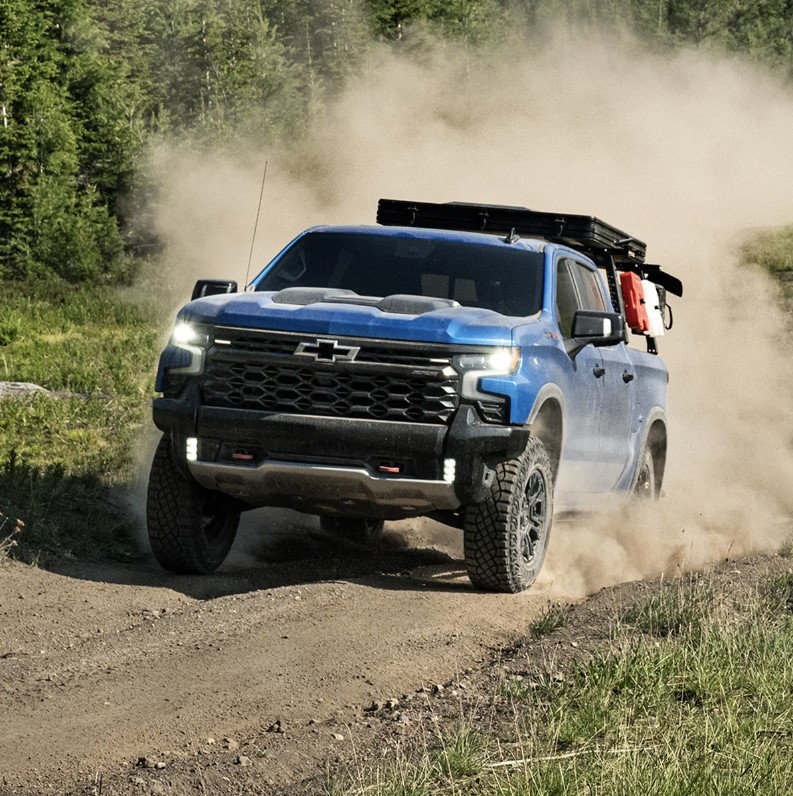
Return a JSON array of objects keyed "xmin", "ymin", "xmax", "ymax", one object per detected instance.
[
  {"xmin": 453, "ymin": 347, "xmax": 520, "ymax": 404},
  {"xmin": 172, "ymin": 321, "xmax": 209, "ymax": 349},
  {"xmin": 169, "ymin": 321, "xmax": 209, "ymax": 376},
  {"xmin": 454, "ymin": 348, "xmax": 520, "ymax": 375}
]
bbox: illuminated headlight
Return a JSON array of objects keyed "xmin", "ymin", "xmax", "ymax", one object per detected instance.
[
  {"xmin": 186, "ymin": 437, "xmax": 198, "ymax": 462},
  {"xmin": 453, "ymin": 347, "xmax": 520, "ymax": 375},
  {"xmin": 453, "ymin": 347, "xmax": 520, "ymax": 403},
  {"xmin": 443, "ymin": 458, "xmax": 456, "ymax": 484},
  {"xmin": 172, "ymin": 321, "xmax": 208, "ymax": 349},
  {"xmin": 170, "ymin": 321, "xmax": 209, "ymax": 376}
]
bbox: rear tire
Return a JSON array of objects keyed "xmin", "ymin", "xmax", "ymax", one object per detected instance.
[
  {"xmin": 147, "ymin": 435, "xmax": 240, "ymax": 574},
  {"xmin": 319, "ymin": 515, "xmax": 384, "ymax": 545},
  {"xmin": 464, "ymin": 436, "xmax": 553, "ymax": 593},
  {"xmin": 632, "ymin": 444, "xmax": 657, "ymax": 500}
]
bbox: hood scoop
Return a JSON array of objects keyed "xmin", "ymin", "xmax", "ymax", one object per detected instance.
[{"xmin": 271, "ymin": 287, "xmax": 459, "ymax": 316}]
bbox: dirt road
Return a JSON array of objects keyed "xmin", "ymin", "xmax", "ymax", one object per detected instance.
[{"xmin": 0, "ymin": 510, "xmax": 553, "ymax": 791}]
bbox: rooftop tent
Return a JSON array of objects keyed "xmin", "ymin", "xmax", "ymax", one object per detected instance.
[{"xmin": 376, "ymin": 198, "xmax": 682, "ymax": 299}]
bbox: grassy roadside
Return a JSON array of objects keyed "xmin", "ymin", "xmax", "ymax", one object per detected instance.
[
  {"xmin": 742, "ymin": 224, "xmax": 793, "ymax": 307},
  {"xmin": 329, "ymin": 571, "xmax": 793, "ymax": 795},
  {"xmin": 742, "ymin": 225, "xmax": 793, "ymax": 275},
  {"xmin": 0, "ymin": 281, "xmax": 163, "ymax": 563}
]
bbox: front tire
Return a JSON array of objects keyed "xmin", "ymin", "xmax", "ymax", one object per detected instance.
[
  {"xmin": 147, "ymin": 436, "xmax": 240, "ymax": 574},
  {"xmin": 464, "ymin": 436, "xmax": 553, "ymax": 594}
]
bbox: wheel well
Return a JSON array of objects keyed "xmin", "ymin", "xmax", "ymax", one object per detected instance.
[
  {"xmin": 647, "ymin": 420, "xmax": 667, "ymax": 495},
  {"xmin": 531, "ymin": 400, "xmax": 563, "ymax": 481}
]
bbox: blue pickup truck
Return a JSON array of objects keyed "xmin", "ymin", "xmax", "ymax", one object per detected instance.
[{"xmin": 147, "ymin": 199, "xmax": 682, "ymax": 593}]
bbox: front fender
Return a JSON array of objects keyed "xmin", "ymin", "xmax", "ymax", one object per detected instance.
[{"xmin": 621, "ymin": 406, "xmax": 667, "ymax": 493}]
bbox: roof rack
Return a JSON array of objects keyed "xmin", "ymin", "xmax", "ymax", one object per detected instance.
[{"xmin": 376, "ymin": 198, "xmax": 682, "ymax": 299}]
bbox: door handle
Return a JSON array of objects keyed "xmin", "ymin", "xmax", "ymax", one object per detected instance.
[
  {"xmin": 623, "ymin": 372, "xmax": 635, "ymax": 383},
  {"xmin": 593, "ymin": 367, "xmax": 606, "ymax": 378}
]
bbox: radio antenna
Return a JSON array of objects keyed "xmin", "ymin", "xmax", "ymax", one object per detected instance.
[{"xmin": 244, "ymin": 160, "xmax": 269, "ymax": 289}]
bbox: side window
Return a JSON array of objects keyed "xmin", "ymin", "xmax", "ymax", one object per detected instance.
[
  {"xmin": 556, "ymin": 259, "xmax": 579, "ymax": 338},
  {"xmin": 571, "ymin": 262, "xmax": 607, "ymax": 312}
]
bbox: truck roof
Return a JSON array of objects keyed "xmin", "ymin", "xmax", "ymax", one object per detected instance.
[{"xmin": 300, "ymin": 224, "xmax": 547, "ymax": 254}]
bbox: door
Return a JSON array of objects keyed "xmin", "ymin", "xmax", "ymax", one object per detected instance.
[
  {"xmin": 569, "ymin": 259, "xmax": 634, "ymax": 490},
  {"xmin": 553, "ymin": 257, "xmax": 607, "ymax": 496}
]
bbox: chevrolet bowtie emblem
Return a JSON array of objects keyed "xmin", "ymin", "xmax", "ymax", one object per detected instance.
[{"xmin": 294, "ymin": 338, "xmax": 360, "ymax": 363}]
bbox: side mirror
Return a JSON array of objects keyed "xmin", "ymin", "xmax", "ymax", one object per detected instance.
[
  {"xmin": 191, "ymin": 279, "xmax": 238, "ymax": 301},
  {"xmin": 567, "ymin": 310, "xmax": 625, "ymax": 357}
]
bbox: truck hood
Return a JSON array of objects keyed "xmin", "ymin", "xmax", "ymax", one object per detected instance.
[{"xmin": 180, "ymin": 291, "xmax": 536, "ymax": 347}]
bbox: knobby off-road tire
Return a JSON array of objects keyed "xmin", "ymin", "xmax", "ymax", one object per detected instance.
[
  {"xmin": 632, "ymin": 444, "xmax": 656, "ymax": 500},
  {"xmin": 147, "ymin": 435, "xmax": 240, "ymax": 574},
  {"xmin": 319, "ymin": 515, "xmax": 385, "ymax": 545},
  {"xmin": 464, "ymin": 436, "xmax": 554, "ymax": 594}
]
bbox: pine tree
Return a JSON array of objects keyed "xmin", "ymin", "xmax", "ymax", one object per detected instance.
[{"xmin": 0, "ymin": 0, "xmax": 130, "ymax": 282}]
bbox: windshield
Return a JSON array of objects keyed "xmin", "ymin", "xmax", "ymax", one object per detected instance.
[{"xmin": 255, "ymin": 232, "xmax": 544, "ymax": 317}]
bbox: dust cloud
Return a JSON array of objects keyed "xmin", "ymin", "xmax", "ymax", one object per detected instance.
[{"xmin": 146, "ymin": 28, "xmax": 793, "ymax": 598}]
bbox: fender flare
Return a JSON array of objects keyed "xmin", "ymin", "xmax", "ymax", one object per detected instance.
[
  {"xmin": 629, "ymin": 407, "xmax": 668, "ymax": 492},
  {"xmin": 526, "ymin": 383, "xmax": 565, "ymax": 427},
  {"xmin": 525, "ymin": 384, "xmax": 566, "ymax": 480}
]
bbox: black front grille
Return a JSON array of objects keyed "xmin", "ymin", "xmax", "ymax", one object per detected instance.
[
  {"xmin": 211, "ymin": 333, "xmax": 295, "ymax": 356},
  {"xmin": 354, "ymin": 346, "xmax": 452, "ymax": 368},
  {"xmin": 211, "ymin": 327, "xmax": 454, "ymax": 368},
  {"xmin": 202, "ymin": 329, "xmax": 461, "ymax": 424}
]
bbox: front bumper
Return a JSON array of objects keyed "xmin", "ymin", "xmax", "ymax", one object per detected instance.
[
  {"xmin": 153, "ymin": 393, "xmax": 529, "ymax": 518},
  {"xmin": 187, "ymin": 458, "xmax": 459, "ymax": 515}
]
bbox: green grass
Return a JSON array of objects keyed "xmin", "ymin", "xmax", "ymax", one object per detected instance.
[
  {"xmin": 434, "ymin": 725, "xmax": 488, "ymax": 780},
  {"xmin": 0, "ymin": 280, "xmax": 161, "ymax": 395},
  {"xmin": 529, "ymin": 604, "xmax": 571, "ymax": 639},
  {"xmin": 779, "ymin": 536, "xmax": 793, "ymax": 558},
  {"xmin": 760, "ymin": 571, "xmax": 793, "ymax": 614},
  {"xmin": 329, "ymin": 726, "xmax": 489, "ymax": 796},
  {"xmin": 0, "ymin": 281, "xmax": 163, "ymax": 563},
  {"xmin": 342, "ymin": 575, "xmax": 793, "ymax": 795},
  {"xmin": 505, "ymin": 620, "xmax": 793, "ymax": 794},
  {"xmin": 742, "ymin": 224, "xmax": 793, "ymax": 275},
  {"xmin": 620, "ymin": 576, "xmax": 714, "ymax": 638}
]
